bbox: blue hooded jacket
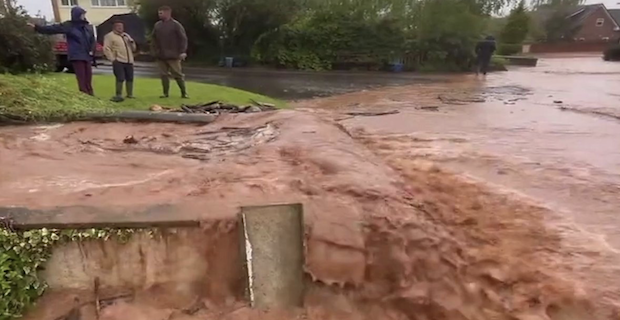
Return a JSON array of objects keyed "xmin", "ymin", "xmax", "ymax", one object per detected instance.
[{"xmin": 35, "ymin": 7, "xmax": 96, "ymax": 62}]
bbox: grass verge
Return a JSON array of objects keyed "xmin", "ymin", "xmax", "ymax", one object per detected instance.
[{"xmin": 0, "ymin": 73, "xmax": 283, "ymax": 123}]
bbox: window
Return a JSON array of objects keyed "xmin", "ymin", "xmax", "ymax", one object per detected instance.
[
  {"xmin": 91, "ymin": 0, "xmax": 126, "ymax": 7},
  {"xmin": 60, "ymin": 0, "xmax": 78, "ymax": 6},
  {"xmin": 596, "ymin": 18, "xmax": 604, "ymax": 27}
]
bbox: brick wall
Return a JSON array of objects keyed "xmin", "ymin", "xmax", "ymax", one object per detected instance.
[
  {"xmin": 529, "ymin": 41, "xmax": 610, "ymax": 53},
  {"xmin": 574, "ymin": 6, "xmax": 619, "ymax": 41}
]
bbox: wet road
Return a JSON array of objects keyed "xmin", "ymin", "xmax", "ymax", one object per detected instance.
[
  {"xmin": 95, "ymin": 64, "xmax": 445, "ymax": 100},
  {"xmin": 325, "ymin": 56, "xmax": 620, "ymax": 247},
  {"xmin": 299, "ymin": 55, "xmax": 620, "ymax": 309}
]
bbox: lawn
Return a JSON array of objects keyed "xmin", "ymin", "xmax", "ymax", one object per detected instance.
[
  {"xmin": 0, "ymin": 73, "xmax": 283, "ymax": 123},
  {"xmin": 54, "ymin": 73, "xmax": 283, "ymax": 109}
]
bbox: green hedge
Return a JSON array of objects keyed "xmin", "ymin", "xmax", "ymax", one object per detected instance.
[
  {"xmin": 497, "ymin": 43, "xmax": 522, "ymax": 56},
  {"xmin": 0, "ymin": 9, "xmax": 54, "ymax": 74}
]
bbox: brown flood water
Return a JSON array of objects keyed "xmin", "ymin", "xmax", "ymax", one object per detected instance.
[
  {"xmin": 1, "ymin": 55, "xmax": 620, "ymax": 320},
  {"xmin": 297, "ymin": 55, "xmax": 620, "ymax": 316}
]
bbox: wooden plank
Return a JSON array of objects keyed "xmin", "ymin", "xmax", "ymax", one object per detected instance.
[{"xmin": 240, "ymin": 203, "xmax": 304, "ymax": 309}]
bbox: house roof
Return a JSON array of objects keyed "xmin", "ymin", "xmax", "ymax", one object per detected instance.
[
  {"xmin": 564, "ymin": 3, "xmax": 620, "ymax": 31},
  {"xmin": 534, "ymin": 3, "xmax": 620, "ymax": 28},
  {"xmin": 567, "ymin": 4, "xmax": 603, "ymax": 30},
  {"xmin": 609, "ymin": 8, "xmax": 620, "ymax": 26}
]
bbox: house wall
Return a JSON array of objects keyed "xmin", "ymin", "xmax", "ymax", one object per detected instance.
[
  {"xmin": 528, "ymin": 41, "xmax": 609, "ymax": 53},
  {"xmin": 574, "ymin": 6, "xmax": 619, "ymax": 41},
  {"xmin": 54, "ymin": 0, "xmax": 132, "ymax": 25}
]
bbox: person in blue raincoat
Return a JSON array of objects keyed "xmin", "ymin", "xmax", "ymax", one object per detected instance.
[{"xmin": 28, "ymin": 7, "xmax": 96, "ymax": 95}]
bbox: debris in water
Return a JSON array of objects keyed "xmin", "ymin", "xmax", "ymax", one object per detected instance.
[
  {"xmin": 438, "ymin": 94, "xmax": 486, "ymax": 105},
  {"xmin": 417, "ymin": 106, "xmax": 440, "ymax": 111},
  {"xmin": 149, "ymin": 100, "xmax": 278, "ymax": 115},
  {"xmin": 554, "ymin": 100, "xmax": 564, "ymax": 104},
  {"xmin": 344, "ymin": 110, "xmax": 400, "ymax": 117},
  {"xmin": 123, "ymin": 135, "xmax": 138, "ymax": 144}
]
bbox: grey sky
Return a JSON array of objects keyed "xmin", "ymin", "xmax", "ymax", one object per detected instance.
[{"xmin": 15, "ymin": 0, "xmax": 620, "ymax": 21}]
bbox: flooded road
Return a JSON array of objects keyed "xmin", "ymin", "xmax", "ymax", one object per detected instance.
[
  {"xmin": 4, "ymin": 56, "xmax": 620, "ymax": 318},
  {"xmin": 297, "ymin": 55, "xmax": 620, "ymax": 313},
  {"xmin": 96, "ymin": 64, "xmax": 445, "ymax": 100}
]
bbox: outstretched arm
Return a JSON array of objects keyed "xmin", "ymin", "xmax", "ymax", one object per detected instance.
[{"xmin": 33, "ymin": 23, "xmax": 67, "ymax": 35}]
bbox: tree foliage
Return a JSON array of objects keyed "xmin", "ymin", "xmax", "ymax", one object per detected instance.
[
  {"xmin": 0, "ymin": 1, "xmax": 54, "ymax": 74},
  {"xmin": 531, "ymin": 0, "xmax": 584, "ymax": 42},
  {"xmin": 136, "ymin": 0, "xmax": 516, "ymax": 70},
  {"xmin": 500, "ymin": 0, "xmax": 530, "ymax": 44},
  {"xmin": 136, "ymin": 0, "xmax": 221, "ymax": 61}
]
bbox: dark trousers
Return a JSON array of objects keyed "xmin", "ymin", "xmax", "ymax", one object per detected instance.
[
  {"xmin": 112, "ymin": 61, "xmax": 134, "ymax": 82},
  {"xmin": 477, "ymin": 55, "xmax": 491, "ymax": 74},
  {"xmin": 72, "ymin": 60, "xmax": 93, "ymax": 95}
]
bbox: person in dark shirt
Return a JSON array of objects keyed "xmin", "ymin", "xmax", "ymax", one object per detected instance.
[
  {"xmin": 28, "ymin": 7, "xmax": 96, "ymax": 95},
  {"xmin": 475, "ymin": 35, "xmax": 496, "ymax": 76},
  {"xmin": 151, "ymin": 6, "xmax": 189, "ymax": 98}
]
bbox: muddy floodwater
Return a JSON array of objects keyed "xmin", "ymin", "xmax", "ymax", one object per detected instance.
[
  {"xmin": 297, "ymin": 54, "xmax": 620, "ymax": 316},
  {"xmin": 2, "ymin": 55, "xmax": 620, "ymax": 319}
]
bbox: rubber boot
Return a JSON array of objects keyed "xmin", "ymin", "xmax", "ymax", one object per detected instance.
[
  {"xmin": 176, "ymin": 79, "xmax": 189, "ymax": 98},
  {"xmin": 111, "ymin": 81, "xmax": 124, "ymax": 102},
  {"xmin": 160, "ymin": 77, "xmax": 170, "ymax": 98},
  {"xmin": 126, "ymin": 81, "xmax": 134, "ymax": 98}
]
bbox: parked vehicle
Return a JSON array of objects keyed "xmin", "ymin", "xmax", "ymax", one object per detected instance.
[{"xmin": 51, "ymin": 24, "xmax": 104, "ymax": 72}]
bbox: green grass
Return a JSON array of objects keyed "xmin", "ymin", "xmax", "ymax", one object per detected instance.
[{"xmin": 0, "ymin": 73, "xmax": 283, "ymax": 123}]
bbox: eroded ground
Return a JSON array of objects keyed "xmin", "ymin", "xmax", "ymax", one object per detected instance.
[{"xmin": 2, "ymin": 55, "xmax": 620, "ymax": 320}]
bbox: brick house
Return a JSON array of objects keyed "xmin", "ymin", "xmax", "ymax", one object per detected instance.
[{"xmin": 566, "ymin": 4, "xmax": 620, "ymax": 42}]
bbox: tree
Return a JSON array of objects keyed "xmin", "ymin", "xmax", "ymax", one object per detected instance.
[
  {"xmin": 531, "ymin": 0, "xmax": 583, "ymax": 8},
  {"xmin": 0, "ymin": 0, "xmax": 54, "ymax": 73},
  {"xmin": 138, "ymin": 0, "xmax": 520, "ymax": 68},
  {"xmin": 216, "ymin": 0, "xmax": 300, "ymax": 58},
  {"xmin": 136, "ymin": 0, "xmax": 221, "ymax": 61},
  {"xmin": 500, "ymin": 0, "xmax": 530, "ymax": 44},
  {"xmin": 532, "ymin": 0, "xmax": 584, "ymax": 42}
]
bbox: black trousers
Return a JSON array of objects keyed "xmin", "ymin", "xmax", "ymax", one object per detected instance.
[
  {"xmin": 112, "ymin": 61, "xmax": 134, "ymax": 82},
  {"xmin": 477, "ymin": 55, "xmax": 491, "ymax": 74}
]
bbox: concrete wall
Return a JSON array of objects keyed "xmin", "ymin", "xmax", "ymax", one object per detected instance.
[
  {"xmin": 574, "ymin": 6, "xmax": 619, "ymax": 42},
  {"xmin": 54, "ymin": 0, "xmax": 132, "ymax": 25}
]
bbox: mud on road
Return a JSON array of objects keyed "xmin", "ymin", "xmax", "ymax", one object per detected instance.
[
  {"xmin": 2, "ymin": 55, "xmax": 620, "ymax": 320},
  {"xmin": 0, "ymin": 108, "xmax": 615, "ymax": 320}
]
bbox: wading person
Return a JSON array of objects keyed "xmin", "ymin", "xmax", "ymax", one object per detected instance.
[
  {"xmin": 28, "ymin": 7, "xmax": 96, "ymax": 95},
  {"xmin": 104, "ymin": 20, "xmax": 137, "ymax": 102},
  {"xmin": 475, "ymin": 35, "xmax": 496, "ymax": 76},
  {"xmin": 151, "ymin": 6, "xmax": 189, "ymax": 98}
]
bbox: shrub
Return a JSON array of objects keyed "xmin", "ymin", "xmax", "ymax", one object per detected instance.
[
  {"xmin": 603, "ymin": 44, "xmax": 620, "ymax": 61},
  {"xmin": 491, "ymin": 56, "xmax": 508, "ymax": 71},
  {"xmin": 497, "ymin": 43, "xmax": 522, "ymax": 56},
  {"xmin": 0, "ymin": 5, "xmax": 54, "ymax": 73}
]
